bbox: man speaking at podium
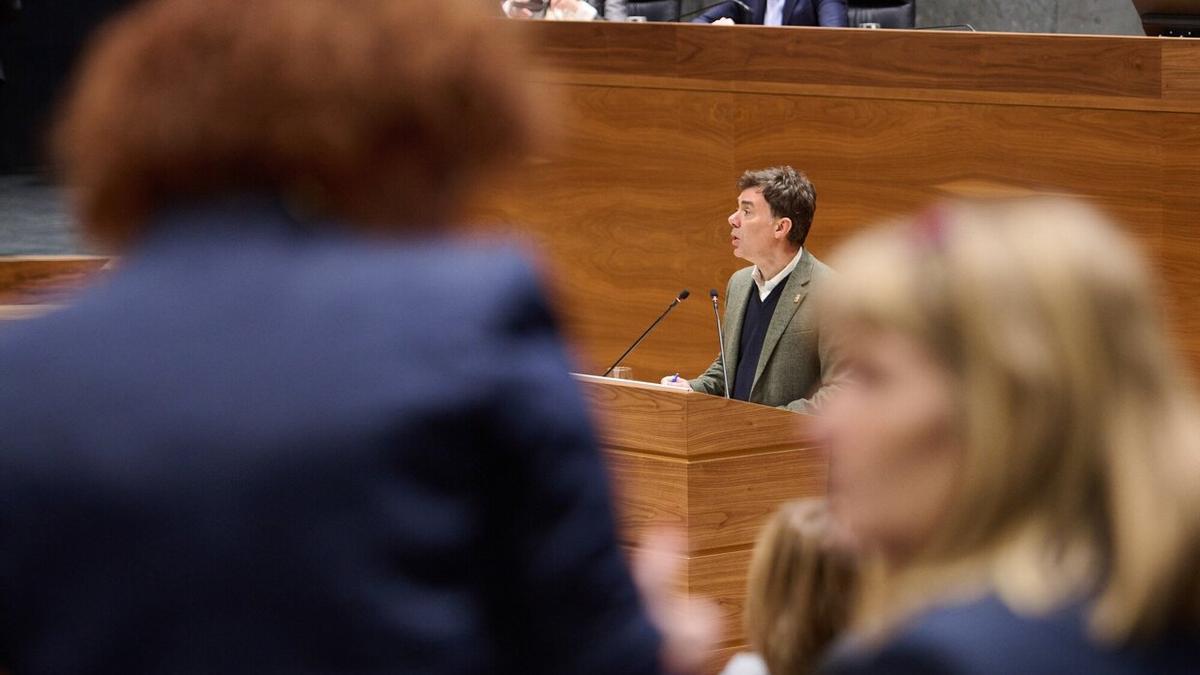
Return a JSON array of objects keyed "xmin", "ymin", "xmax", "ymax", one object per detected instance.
[{"xmin": 661, "ymin": 167, "xmax": 844, "ymax": 413}]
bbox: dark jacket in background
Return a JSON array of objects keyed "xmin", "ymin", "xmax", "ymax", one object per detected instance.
[
  {"xmin": 822, "ymin": 595, "xmax": 1198, "ymax": 675},
  {"xmin": 692, "ymin": 0, "xmax": 848, "ymax": 26},
  {"xmin": 0, "ymin": 0, "xmax": 132, "ymax": 170}
]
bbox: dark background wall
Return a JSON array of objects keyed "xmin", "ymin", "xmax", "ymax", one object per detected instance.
[{"xmin": 0, "ymin": 0, "xmax": 132, "ymax": 171}]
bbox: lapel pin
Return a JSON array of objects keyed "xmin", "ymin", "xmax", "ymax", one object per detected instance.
[{"xmin": 793, "ymin": 294, "xmax": 801, "ymax": 304}]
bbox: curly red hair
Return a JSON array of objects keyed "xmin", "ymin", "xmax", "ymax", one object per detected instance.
[{"xmin": 54, "ymin": 0, "xmax": 539, "ymax": 246}]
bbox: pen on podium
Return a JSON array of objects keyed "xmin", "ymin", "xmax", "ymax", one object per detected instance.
[{"xmin": 670, "ymin": 373, "xmax": 680, "ymax": 382}]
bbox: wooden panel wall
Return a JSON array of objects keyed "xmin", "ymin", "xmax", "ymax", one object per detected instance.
[
  {"xmin": 0, "ymin": 256, "xmax": 108, "ymax": 319},
  {"xmin": 470, "ymin": 22, "xmax": 1200, "ymax": 381},
  {"xmin": 0, "ymin": 256, "xmax": 107, "ymax": 303}
]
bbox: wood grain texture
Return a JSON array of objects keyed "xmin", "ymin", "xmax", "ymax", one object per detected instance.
[
  {"xmin": 527, "ymin": 21, "xmax": 1164, "ymax": 95},
  {"xmin": 683, "ymin": 390, "xmax": 817, "ymax": 458},
  {"xmin": 1159, "ymin": 113, "xmax": 1200, "ymax": 366},
  {"xmin": 471, "ymin": 23, "xmax": 1200, "ymax": 378},
  {"xmin": 577, "ymin": 376, "xmax": 691, "ymax": 456},
  {"xmin": 575, "ymin": 375, "xmax": 815, "ymax": 458},
  {"xmin": 707, "ymin": 645, "xmax": 745, "ymax": 675},
  {"xmin": 0, "ymin": 256, "xmax": 108, "ymax": 304},
  {"xmin": 583, "ymin": 377, "xmax": 822, "ymax": 547},
  {"xmin": 605, "ymin": 445, "xmax": 824, "ymax": 551},
  {"xmin": 689, "ymin": 547, "xmax": 754, "ymax": 647},
  {"xmin": 1163, "ymin": 41, "xmax": 1200, "ymax": 101},
  {"xmin": 674, "ymin": 26, "xmax": 1161, "ymax": 99},
  {"xmin": 585, "ymin": 379, "xmax": 823, "ymax": 670},
  {"xmin": 688, "ymin": 449, "xmax": 827, "ymax": 551},
  {"xmin": 605, "ymin": 449, "xmax": 689, "ymax": 544}
]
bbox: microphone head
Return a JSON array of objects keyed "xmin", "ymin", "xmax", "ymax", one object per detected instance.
[
  {"xmin": 709, "ymin": 288, "xmax": 718, "ymax": 299},
  {"xmin": 677, "ymin": 289, "xmax": 690, "ymax": 301}
]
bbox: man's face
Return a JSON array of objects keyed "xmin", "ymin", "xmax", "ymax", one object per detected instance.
[{"xmin": 729, "ymin": 188, "xmax": 785, "ymax": 265}]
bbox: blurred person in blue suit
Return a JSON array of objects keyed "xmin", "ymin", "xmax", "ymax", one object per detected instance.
[
  {"xmin": 0, "ymin": 0, "xmax": 713, "ymax": 673},
  {"xmin": 816, "ymin": 199, "xmax": 1200, "ymax": 674},
  {"xmin": 693, "ymin": 0, "xmax": 848, "ymax": 27}
]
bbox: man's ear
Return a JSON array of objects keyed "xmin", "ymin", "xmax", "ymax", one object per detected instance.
[{"xmin": 775, "ymin": 217, "xmax": 793, "ymax": 240}]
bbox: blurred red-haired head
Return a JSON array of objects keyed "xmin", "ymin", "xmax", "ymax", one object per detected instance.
[{"xmin": 54, "ymin": 0, "xmax": 540, "ymax": 247}]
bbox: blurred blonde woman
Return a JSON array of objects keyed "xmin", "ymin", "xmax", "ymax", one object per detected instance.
[
  {"xmin": 817, "ymin": 197, "xmax": 1200, "ymax": 673},
  {"xmin": 721, "ymin": 499, "xmax": 858, "ymax": 675}
]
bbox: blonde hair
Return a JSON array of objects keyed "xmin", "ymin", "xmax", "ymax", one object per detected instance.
[
  {"xmin": 744, "ymin": 499, "xmax": 858, "ymax": 675},
  {"xmin": 825, "ymin": 197, "xmax": 1200, "ymax": 643}
]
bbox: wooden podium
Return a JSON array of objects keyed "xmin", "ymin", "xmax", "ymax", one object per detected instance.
[{"xmin": 573, "ymin": 374, "xmax": 827, "ymax": 664}]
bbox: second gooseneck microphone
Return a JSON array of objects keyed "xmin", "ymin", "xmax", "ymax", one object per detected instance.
[
  {"xmin": 601, "ymin": 289, "xmax": 690, "ymax": 377},
  {"xmin": 710, "ymin": 289, "xmax": 731, "ymax": 399}
]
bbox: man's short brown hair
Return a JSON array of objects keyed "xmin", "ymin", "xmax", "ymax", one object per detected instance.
[
  {"xmin": 54, "ymin": 0, "xmax": 540, "ymax": 247},
  {"xmin": 738, "ymin": 166, "xmax": 817, "ymax": 247}
]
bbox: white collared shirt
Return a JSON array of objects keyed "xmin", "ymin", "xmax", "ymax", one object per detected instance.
[
  {"xmin": 764, "ymin": 0, "xmax": 786, "ymax": 26},
  {"xmin": 751, "ymin": 247, "xmax": 804, "ymax": 302}
]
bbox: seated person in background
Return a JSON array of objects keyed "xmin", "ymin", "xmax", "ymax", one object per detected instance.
[
  {"xmin": 0, "ymin": 0, "xmax": 711, "ymax": 673},
  {"xmin": 504, "ymin": 0, "xmax": 627, "ymax": 21},
  {"xmin": 720, "ymin": 499, "xmax": 858, "ymax": 675},
  {"xmin": 693, "ymin": 0, "xmax": 848, "ymax": 26},
  {"xmin": 661, "ymin": 166, "xmax": 846, "ymax": 413},
  {"xmin": 817, "ymin": 198, "xmax": 1200, "ymax": 673}
]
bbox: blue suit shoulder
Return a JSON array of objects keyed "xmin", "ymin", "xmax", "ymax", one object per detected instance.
[{"xmin": 821, "ymin": 595, "xmax": 1200, "ymax": 675}]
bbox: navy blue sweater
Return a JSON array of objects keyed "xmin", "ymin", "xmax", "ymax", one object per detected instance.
[{"xmin": 732, "ymin": 276, "xmax": 789, "ymax": 401}]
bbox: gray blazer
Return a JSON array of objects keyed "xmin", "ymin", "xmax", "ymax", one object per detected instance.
[
  {"xmin": 691, "ymin": 249, "xmax": 844, "ymax": 414},
  {"xmin": 587, "ymin": 0, "xmax": 628, "ymax": 20}
]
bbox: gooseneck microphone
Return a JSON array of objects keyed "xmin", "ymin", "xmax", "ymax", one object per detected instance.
[
  {"xmin": 710, "ymin": 289, "xmax": 731, "ymax": 399},
  {"xmin": 601, "ymin": 289, "xmax": 690, "ymax": 377}
]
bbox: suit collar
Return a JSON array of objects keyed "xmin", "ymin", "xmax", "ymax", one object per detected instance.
[
  {"xmin": 751, "ymin": 246, "xmax": 805, "ymax": 300},
  {"xmin": 750, "ymin": 249, "xmax": 815, "ymax": 394},
  {"xmin": 750, "ymin": 0, "xmax": 766, "ymax": 25}
]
